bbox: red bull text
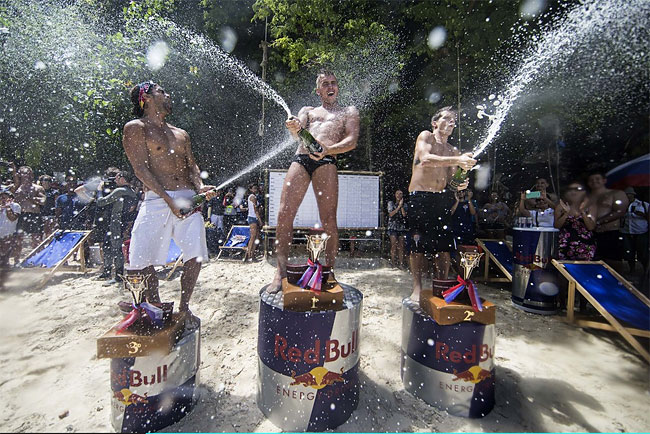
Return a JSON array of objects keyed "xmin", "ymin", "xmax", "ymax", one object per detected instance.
[
  {"xmin": 435, "ymin": 342, "xmax": 494, "ymax": 364},
  {"xmin": 273, "ymin": 330, "xmax": 359, "ymax": 364}
]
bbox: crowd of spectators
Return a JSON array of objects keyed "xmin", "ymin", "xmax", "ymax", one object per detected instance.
[
  {"xmin": 385, "ymin": 172, "xmax": 649, "ymax": 283},
  {"xmin": 0, "ymin": 161, "xmax": 265, "ymax": 287},
  {"xmin": 1, "ymin": 159, "xmax": 647, "ymax": 288}
]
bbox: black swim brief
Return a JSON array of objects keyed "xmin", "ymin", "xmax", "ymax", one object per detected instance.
[
  {"xmin": 407, "ymin": 190, "xmax": 456, "ymax": 254},
  {"xmin": 293, "ymin": 154, "xmax": 337, "ymax": 178}
]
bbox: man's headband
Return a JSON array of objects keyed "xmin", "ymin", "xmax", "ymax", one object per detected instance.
[{"xmin": 138, "ymin": 81, "xmax": 156, "ymax": 109}]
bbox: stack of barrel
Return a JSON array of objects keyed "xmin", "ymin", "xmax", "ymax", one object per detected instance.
[
  {"xmin": 257, "ymin": 264, "xmax": 363, "ymax": 431},
  {"xmin": 97, "ymin": 313, "xmax": 200, "ymax": 433},
  {"xmin": 401, "ymin": 271, "xmax": 496, "ymax": 418}
]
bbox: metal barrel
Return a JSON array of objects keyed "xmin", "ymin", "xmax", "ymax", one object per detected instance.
[
  {"xmin": 401, "ymin": 298, "xmax": 495, "ymax": 418},
  {"xmin": 109, "ymin": 326, "xmax": 200, "ymax": 433},
  {"xmin": 512, "ymin": 227, "xmax": 560, "ymax": 314},
  {"xmin": 257, "ymin": 284, "xmax": 363, "ymax": 431}
]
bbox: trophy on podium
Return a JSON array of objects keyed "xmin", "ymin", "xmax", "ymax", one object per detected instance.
[
  {"xmin": 419, "ymin": 246, "xmax": 495, "ymax": 325},
  {"xmin": 282, "ymin": 232, "xmax": 344, "ymax": 311},
  {"xmin": 114, "ymin": 275, "xmax": 173, "ymax": 334},
  {"xmin": 441, "ymin": 251, "xmax": 485, "ymax": 312},
  {"xmin": 124, "ymin": 274, "xmax": 148, "ymax": 306}
]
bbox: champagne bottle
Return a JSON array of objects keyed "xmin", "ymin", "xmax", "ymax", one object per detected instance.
[
  {"xmin": 180, "ymin": 192, "xmax": 209, "ymax": 216},
  {"xmin": 289, "ymin": 116, "xmax": 323, "ymax": 154},
  {"xmin": 448, "ymin": 167, "xmax": 468, "ymax": 191}
]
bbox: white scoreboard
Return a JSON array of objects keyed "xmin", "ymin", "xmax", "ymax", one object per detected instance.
[{"xmin": 266, "ymin": 170, "xmax": 382, "ymax": 229}]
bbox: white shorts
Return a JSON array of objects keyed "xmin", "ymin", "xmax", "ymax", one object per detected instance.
[{"xmin": 128, "ymin": 190, "xmax": 209, "ymax": 269}]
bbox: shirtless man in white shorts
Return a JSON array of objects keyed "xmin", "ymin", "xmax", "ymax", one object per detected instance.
[
  {"xmin": 268, "ymin": 70, "xmax": 360, "ymax": 291},
  {"xmin": 123, "ymin": 81, "xmax": 216, "ymax": 322}
]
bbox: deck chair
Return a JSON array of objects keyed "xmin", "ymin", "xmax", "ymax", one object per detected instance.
[
  {"xmin": 552, "ymin": 260, "xmax": 650, "ymax": 363},
  {"xmin": 216, "ymin": 225, "xmax": 250, "ymax": 261},
  {"xmin": 475, "ymin": 238, "xmax": 513, "ymax": 282},
  {"xmin": 21, "ymin": 230, "xmax": 93, "ymax": 289},
  {"xmin": 164, "ymin": 239, "xmax": 183, "ymax": 280}
]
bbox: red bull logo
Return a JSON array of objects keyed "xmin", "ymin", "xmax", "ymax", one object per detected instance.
[
  {"xmin": 435, "ymin": 341, "xmax": 494, "ymax": 364},
  {"xmin": 437, "ymin": 365, "xmax": 492, "ymax": 394},
  {"xmin": 452, "ymin": 365, "xmax": 492, "ymax": 383},
  {"xmin": 276, "ymin": 366, "xmax": 348, "ymax": 401},
  {"xmin": 274, "ymin": 330, "xmax": 358, "ymax": 364},
  {"xmin": 515, "ymin": 251, "xmax": 550, "ymax": 266},
  {"xmin": 113, "ymin": 389, "xmax": 149, "ymax": 407},
  {"xmin": 111, "ymin": 364, "xmax": 168, "ymax": 388},
  {"xmin": 290, "ymin": 367, "xmax": 345, "ymax": 389}
]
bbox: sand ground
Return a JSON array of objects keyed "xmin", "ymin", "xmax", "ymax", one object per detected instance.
[{"xmin": 0, "ymin": 256, "xmax": 649, "ymax": 433}]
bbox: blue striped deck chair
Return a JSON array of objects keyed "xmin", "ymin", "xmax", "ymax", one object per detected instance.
[
  {"xmin": 21, "ymin": 230, "xmax": 93, "ymax": 289},
  {"xmin": 164, "ymin": 239, "xmax": 183, "ymax": 280},
  {"xmin": 552, "ymin": 259, "xmax": 650, "ymax": 363},
  {"xmin": 217, "ymin": 225, "xmax": 250, "ymax": 261},
  {"xmin": 475, "ymin": 239, "xmax": 513, "ymax": 282}
]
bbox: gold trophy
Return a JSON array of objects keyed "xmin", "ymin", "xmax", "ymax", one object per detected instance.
[
  {"xmin": 123, "ymin": 274, "xmax": 149, "ymax": 306},
  {"xmin": 459, "ymin": 251, "xmax": 484, "ymax": 280},
  {"xmin": 419, "ymin": 248, "xmax": 495, "ymax": 325},
  {"xmin": 283, "ymin": 232, "xmax": 344, "ymax": 311},
  {"xmin": 306, "ymin": 233, "xmax": 330, "ymax": 263}
]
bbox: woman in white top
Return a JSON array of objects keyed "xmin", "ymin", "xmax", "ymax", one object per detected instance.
[
  {"xmin": 245, "ymin": 184, "xmax": 263, "ymax": 262},
  {"xmin": 516, "ymin": 190, "xmax": 556, "ymax": 227}
]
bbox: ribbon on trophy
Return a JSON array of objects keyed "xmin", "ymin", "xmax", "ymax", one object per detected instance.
[
  {"xmin": 442, "ymin": 275, "xmax": 484, "ymax": 312},
  {"xmin": 297, "ymin": 258, "xmax": 323, "ymax": 292},
  {"xmin": 442, "ymin": 249, "xmax": 485, "ymax": 313},
  {"xmin": 116, "ymin": 302, "xmax": 164, "ymax": 334},
  {"xmin": 115, "ymin": 274, "xmax": 163, "ymax": 334},
  {"xmin": 297, "ymin": 233, "xmax": 331, "ymax": 292}
]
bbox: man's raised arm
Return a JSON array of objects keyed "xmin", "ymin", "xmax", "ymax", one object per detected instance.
[{"xmin": 417, "ymin": 134, "xmax": 475, "ymax": 170}]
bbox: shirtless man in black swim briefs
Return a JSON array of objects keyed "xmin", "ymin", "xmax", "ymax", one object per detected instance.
[
  {"xmin": 408, "ymin": 106, "xmax": 476, "ymax": 302},
  {"xmin": 268, "ymin": 70, "xmax": 360, "ymax": 291}
]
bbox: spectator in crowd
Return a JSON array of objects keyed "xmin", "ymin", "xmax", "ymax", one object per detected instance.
[
  {"xmin": 450, "ymin": 188, "xmax": 478, "ymax": 245},
  {"xmin": 95, "ymin": 170, "xmax": 137, "ymax": 284},
  {"xmin": 554, "ymin": 181, "xmax": 596, "ymax": 312},
  {"xmin": 236, "ymin": 185, "xmax": 248, "ymax": 226},
  {"xmin": 223, "ymin": 188, "xmax": 237, "ymax": 236},
  {"xmin": 55, "ymin": 176, "xmax": 86, "ymax": 230},
  {"xmin": 121, "ymin": 176, "xmax": 141, "ymax": 239},
  {"xmin": 387, "ymin": 189, "xmax": 407, "ymax": 269},
  {"xmin": 587, "ymin": 171, "xmax": 629, "ymax": 270},
  {"xmin": 245, "ymin": 183, "xmax": 263, "ymax": 262},
  {"xmin": 526, "ymin": 177, "xmax": 559, "ymax": 206},
  {"xmin": 554, "ymin": 181, "xmax": 596, "ymax": 260},
  {"xmin": 39, "ymin": 175, "xmax": 59, "ymax": 238},
  {"xmin": 480, "ymin": 191, "xmax": 510, "ymax": 239},
  {"xmin": 620, "ymin": 187, "xmax": 649, "ymax": 274},
  {"xmin": 0, "ymin": 188, "xmax": 20, "ymax": 283},
  {"xmin": 10, "ymin": 165, "xmax": 46, "ymax": 261},
  {"xmin": 516, "ymin": 189, "xmax": 556, "ymax": 227},
  {"xmin": 207, "ymin": 188, "xmax": 225, "ymax": 235}
]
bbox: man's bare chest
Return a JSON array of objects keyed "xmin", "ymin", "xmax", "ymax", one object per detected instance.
[
  {"xmin": 145, "ymin": 129, "xmax": 184, "ymax": 158},
  {"xmin": 308, "ymin": 112, "xmax": 346, "ymax": 137}
]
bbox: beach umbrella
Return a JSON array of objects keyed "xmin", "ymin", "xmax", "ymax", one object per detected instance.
[{"xmin": 606, "ymin": 154, "xmax": 650, "ymax": 189}]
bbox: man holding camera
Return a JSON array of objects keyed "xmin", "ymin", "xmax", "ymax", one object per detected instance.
[{"xmin": 95, "ymin": 170, "xmax": 137, "ymax": 284}]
